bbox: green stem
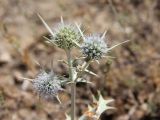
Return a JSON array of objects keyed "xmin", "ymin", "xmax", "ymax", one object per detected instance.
[
  {"xmin": 71, "ymin": 82, "xmax": 76, "ymax": 120},
  {"xmin": 66, "ymin": 50, "xmax": 76, "ymax": 120}
]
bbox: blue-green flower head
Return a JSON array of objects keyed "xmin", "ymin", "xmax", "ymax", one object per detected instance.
[
  {"xmin": 52, "ymin": 22, "xmax": 81, "ymax": 49},
  {"xmin": 81, "ymin": 34, "xmax": 107, "ymax": 60},
  {"xmin": 33, "ymin": 70, "xmax": 62, "ymax": 99}
]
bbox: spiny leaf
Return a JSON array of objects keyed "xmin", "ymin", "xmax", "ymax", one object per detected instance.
[
  {"xmin": 65, "ymin": 113, "xmax": 71, "ymax": 120},
  {"xmin": 79, "ymin": 105, "xmax": 96, "ymax": 120},
  {"xmin": 96, "ymin": 92, "xmax": 115, "ymax": 116},
  {"xmin": 79, "ymin": 91, "xmax": 115, "ymax": 120}
]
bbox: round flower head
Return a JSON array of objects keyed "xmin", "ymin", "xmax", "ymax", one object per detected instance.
[
  {"xmin": 33, "ymin": 70, "xmax": 62, "ymax": 99},
  {"xmin": 52, "ymin": 22, "xmax": 81, "ymax": 49},
  {"xmin": 37, "ymin": 14, "xmax": 81, "ymax": 50},
  {"xmin": 81, "ymin": 34, "xmax": 107, "ymax": 60}
]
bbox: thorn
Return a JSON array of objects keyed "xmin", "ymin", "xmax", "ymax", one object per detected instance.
[
  {"xmin": 78, "ymin": 23, "xmax": 81, "ymax": 26},
  {"xmin": 32, "ymin": 58, "xmax": 41, "ymax": 66},
  {"xmin": 58, "ymin": 59, "xmax": 68, "ymax": 65},
  {"xmin": 74, "ymin": 56, "xmax": 86, "ymax": 61},
  {"xmin": 105, "ymin": 99, "xmax": 115, "ymax": 104},
  {"xmin": 56, "ymin": 95, "xmax": 62, "ymax": 104},
  {"xmin": 19, "ymin": 77, "xmax": 34, "ymax": 82},
  {"xmin": 101, "ymin": 30, "xmax": 107, "ymax": 39},
  {"xmin": 43, "ymin": 36, "xmax": 57, "ymax": 46},
  {"xmin": 107, "ymin": 40, "xmax": 130, "ymax": 51},
  {"xmin": 32, "ymin": 58, "xmax": 45, "ymax": 70},
  {"xmin": 75, "ymin": 22, "xmax": 85, "ymax": 41},
  {"xmin": 95, "ymin": 60, "xmax": 100, "ymax": 64},
  {"xmin": 85, "ymin": 69, "xmax": 99, "ymax": 77},
  {"xmin": 60, "ymin": 16, "xmax": 64, "ymax": 25},
  {"xmin": 102, "ymin": 56, "xmax": 116, "ymax": 59},
  {"xmin": 37, "ymin": 13, "xmax": 54, "ymax": 37},
  {"xmin": 72, "ymin": 41, "xmax": 81, "ymax": 48}
]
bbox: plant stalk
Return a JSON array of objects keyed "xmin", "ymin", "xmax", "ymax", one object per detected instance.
[
  {"xmin": 66, "ymin": 50, "xmax": 76, "ymax": 120},
  {"xmin": 71, "ymin": 82, "xmax": 76, "ymax": 120}
]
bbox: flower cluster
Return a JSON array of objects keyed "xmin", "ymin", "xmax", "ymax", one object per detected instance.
[
  {"xmin": 81, "ymin": 34, "xmax": 107, "ymax": 60},
  {"xmin": 34, "ymin": 14, "xmax": 129, "ymax": 120},
  {"xmin": 33, "ymin": 70, "xmax": 62, "ymax": 99},
  {"xmin": 35, "ymin": 15, "xmax": 128, "ymax": 98}
]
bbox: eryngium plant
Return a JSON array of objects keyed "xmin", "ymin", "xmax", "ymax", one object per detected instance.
[{"xmin": 23, "ymin": 14, "xmax": 129, "ymax": 120}]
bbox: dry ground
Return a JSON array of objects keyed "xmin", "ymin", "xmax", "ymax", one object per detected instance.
[{"xmin": 0, "ymin": 0, "xmax": 160, "ymax": 120}]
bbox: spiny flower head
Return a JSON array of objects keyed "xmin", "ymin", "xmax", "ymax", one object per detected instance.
[
  {"xmin": 81, "ymin": 34, "xmax": 107, "ymax": 60},
  {"xmin": 52, "ymin": 23, "xmax": 81, "ymax": 49},
  {"xmin": 37, "ymin": 14, "xmax": 81, "ymax": 50},
  {"xmin": 33, "ymin": 70, "xmax": 62, "ymax": 99}
]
